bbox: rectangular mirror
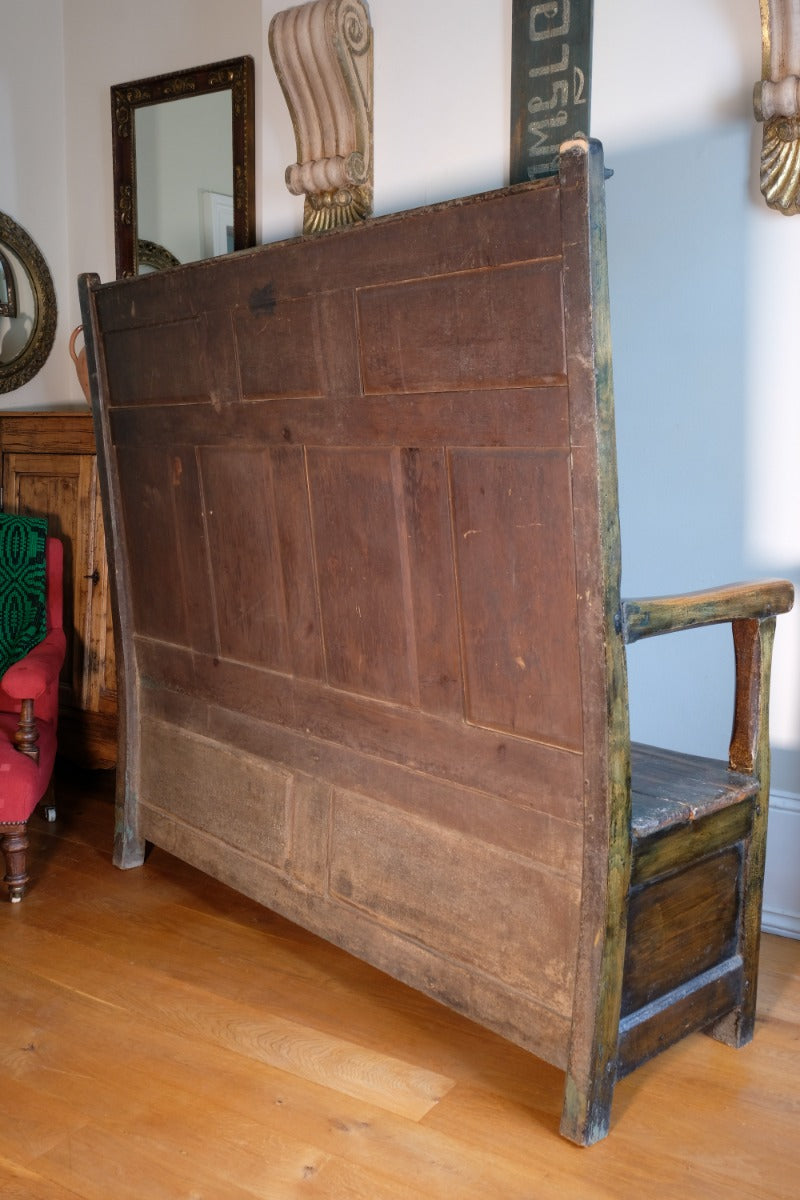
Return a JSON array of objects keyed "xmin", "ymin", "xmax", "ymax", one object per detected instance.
[{"xmin": 111, "ymin": 57, "xmax": 255, "ymax": 278}]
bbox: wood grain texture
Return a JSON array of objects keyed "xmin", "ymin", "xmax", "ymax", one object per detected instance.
[
  {"xmin": 0, "ymin": 769, "xmax": 797, "ymax": 1199},
  {"xmin": 81, "ymin": 156, "xmax": 605, "ymax": 1090},
  {"xmin": 77, "ymin": 137, "xmax": 794, "ymax": 1147}
]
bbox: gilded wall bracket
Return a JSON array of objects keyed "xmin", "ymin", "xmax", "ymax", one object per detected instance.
[
  {"xmin": 269, "ymin": 0, "xmax": 373, "ymax": 234},
  {"xmin": 754, "ymin": 0, "xmax": 800, "ymax": 214}
]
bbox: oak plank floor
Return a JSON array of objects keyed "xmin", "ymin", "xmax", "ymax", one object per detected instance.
[{"xmin": 1, "ymin": 766, "xmax": 797, "ymax": 1199}]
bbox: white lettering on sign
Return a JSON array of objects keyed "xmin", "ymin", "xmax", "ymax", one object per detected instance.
[
  {"xmin": 528, "ymin": 80, "xmax": 568, "ymax": 115},
  {"xmin": 529, "ymin": 43, "xmax": 569, "ymax": 78},
  {"xmin": 517, "ymin": 0, "xmax": 588, "ymax": 178},
  {"xmin": 529, "ymin": 1, "xmax": 570, "ymax": 42},
  {"xmin": 527, "ymin": 110, "xmax": 568, "ymax": 142}
]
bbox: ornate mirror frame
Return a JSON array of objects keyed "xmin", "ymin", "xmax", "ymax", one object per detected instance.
[
  {"xmin": 111, "ymin": 56, "xmax": 255, "ymax": 278},
  {"xmin": 0, "ymin": 212, "xmax": 57, "ymax": 394}
]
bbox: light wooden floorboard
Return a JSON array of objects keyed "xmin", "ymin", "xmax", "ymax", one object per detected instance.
[{"xmin": 1, "ymin": 766, "xmax": 798, "ymax": 1199}]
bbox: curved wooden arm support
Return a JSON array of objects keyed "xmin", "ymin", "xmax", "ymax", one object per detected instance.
[{"xmin": 621, "ymin": 579, "xmax": 794, "ymax": 775}]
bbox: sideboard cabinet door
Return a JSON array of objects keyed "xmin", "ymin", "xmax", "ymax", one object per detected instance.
[{"xmin": 0, "ymin": 413, "xmax": 117, "ymax": 768}]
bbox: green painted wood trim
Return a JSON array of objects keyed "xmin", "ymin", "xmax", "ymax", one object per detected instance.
[
  {"xmin": 557, "ymin": 137, "xmax": 632, "ymax": 1147},
  {"xmin": 621, "ymin": 580, "xmax": 793, "ymax": 644}
]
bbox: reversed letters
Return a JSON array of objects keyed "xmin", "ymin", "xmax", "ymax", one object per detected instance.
[{"xmin": 510, "ymin": 0, "xmax": 593, "ymax": 181}]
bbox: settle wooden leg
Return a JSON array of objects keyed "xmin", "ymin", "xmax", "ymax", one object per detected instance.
[{"xmin": 1, "ymin": 822, "xmax": 30, "ymax": 902}]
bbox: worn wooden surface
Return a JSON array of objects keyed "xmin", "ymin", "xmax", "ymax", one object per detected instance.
[
  {"xmin": 1, "ymin": 770, "xmax": 798, "ymax": 1198},
  {"xmin": 80, "ymin": 138, "xmax": 793, "ymax": 1145},
  {"xmin": 83, "ymin": 144, "xmax": 619, "ymax": 1085}
]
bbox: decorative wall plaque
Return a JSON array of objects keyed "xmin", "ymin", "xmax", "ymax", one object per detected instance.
[
  {"xmin": 510, "ymin": 0, "xmax": 593, "ymax": 183},
  {"xmin": 269, "ymin": 0, "xmax": 373, "ymax": 234},
  {"xmin": 755, "ymin": 0, "xmax": 800, "ymax": 214}
]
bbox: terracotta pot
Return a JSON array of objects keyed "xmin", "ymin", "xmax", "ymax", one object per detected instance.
[{"xmin": 69, "ymin": 325, "xmax": 91, "ymax": 405}]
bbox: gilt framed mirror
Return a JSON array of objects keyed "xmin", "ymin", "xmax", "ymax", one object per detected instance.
[
  {"xmin": 0, "ymin": 212, "xmax": 57, "ymax": 394},
  {"xmin": 111, "ymin": 56, "xmax": 255, "ymax": 278}
]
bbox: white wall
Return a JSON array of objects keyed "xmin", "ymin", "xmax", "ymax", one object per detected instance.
[
  {"xmin": 3, "ymin": 0, "xmax": 799, "ymax": 931},
  {"xmin": 0, "ymin": 0, "xmax": 70, "ymax": 408},
  {"xmin": 62, "ymin": 0, "xmax": 265, "ymax": 334}
]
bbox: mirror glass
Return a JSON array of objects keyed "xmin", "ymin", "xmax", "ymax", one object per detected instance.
[
  {"xmin": 111, "ymin": 57, "xmax": 255, "ymax": 278},
  {"xmin": 0, "ymin": 246, "xmax": 35, "ymax": 363},
  {"xmin": 136, "ymin": 91, "xmax": 234, "ymax": 269},
  {"xmin": 0, "ymin": 213, "xmax": 57, "ymax": 393}
]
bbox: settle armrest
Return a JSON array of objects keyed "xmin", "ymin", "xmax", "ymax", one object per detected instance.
[
  {"xmin": 620, "ymin": 580, "xmax": 794, "ymax": 644},
  {"xmin": 620, "ymin": 580, "xmax": 794, "ymax": 775},
  {"xmin": 1, "ymin": 628, "xmax": 68, "ymax": 701}
]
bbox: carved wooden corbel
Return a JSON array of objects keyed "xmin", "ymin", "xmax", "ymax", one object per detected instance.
[
  {"xmin": 754, "ymin": 0, "xmax": 800, "ymax": 214},
  {"xmin": 269, "ymin": 0, "xmax": 373, "ymax": 234}
]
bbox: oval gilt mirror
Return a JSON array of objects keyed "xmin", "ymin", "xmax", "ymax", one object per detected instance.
[
  {"xmin": 0, "ymin": 213, "xmax": 57, "ymax": 394},
  {"xmin": 111, "ymin": 56, "xmax": 255, "ymax": 278}
]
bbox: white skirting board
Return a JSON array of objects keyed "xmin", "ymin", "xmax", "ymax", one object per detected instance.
[{"xmin": 763, "ymin": 789, "xmax": 800, "ymax": 940}]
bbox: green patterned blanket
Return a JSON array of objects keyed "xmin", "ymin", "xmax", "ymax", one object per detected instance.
[{"xmin": 0, "ymin": 513, "xmax": 47, "ymax": 681}]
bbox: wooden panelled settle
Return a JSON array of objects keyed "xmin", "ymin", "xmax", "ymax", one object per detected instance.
[{"xmin": 79, "ymin": 139, "xmax": 793, "ymax": 1144}]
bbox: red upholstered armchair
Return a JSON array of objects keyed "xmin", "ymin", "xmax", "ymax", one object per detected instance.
[{"xmin": 0, "ymin": 536, "xmax": 66, "ymax": 901}]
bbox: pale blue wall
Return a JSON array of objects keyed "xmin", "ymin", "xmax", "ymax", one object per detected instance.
[{"xmin": 605, "ymin": 123, "xmax": 800, "ymax": 797}]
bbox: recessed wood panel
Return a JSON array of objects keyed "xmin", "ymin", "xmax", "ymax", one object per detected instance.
[
  {"xmin": 450, "ymin": 449, "xmax": 583, "ymax": 747},
  {"xmin": 396, "ymin": 447, "xmax": 462, "ymax": 716},
  {"xmin": 198, "ymin": 445, "xmax": 324, "ymax": 677},
  {"xmin": 199, "ymin": 446, "xmax": 291, "ymax": 671},
  {"xmin": 307, "ymin": 447, "xmax": 417, "ymax": 704},
  {"xmin": 622, "ymin": 847, "xmax": 742, "ymax": 1015},
  {"xmin": 115, "ymin": 445, "xmax": 215, "ymax": 651},
  {"xmin": 103, "ymin": 319, "xmax": 209, "ymax": 405},
  {"xmin": 329, "ymin": 788, "xmax": 580, "ymax": 1013},
  {"xmin": 357, "ymin": 261, "xmax": 566, "ymax": 395},
  {"xmin": 140, "ymin": 717, "xmax": 291, "ymax": 867},
  {"xmin": 235, "ymin": 293, "xmax": 322, "ymax": 399}
]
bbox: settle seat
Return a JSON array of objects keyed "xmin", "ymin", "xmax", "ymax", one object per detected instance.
[
  {"xmin": 79, "ymin": 138, "xmax": 793, "ymax": 1144},
  {"xmin": 0, "ymin": 522, "xmax": 66, "ymax": 901}
]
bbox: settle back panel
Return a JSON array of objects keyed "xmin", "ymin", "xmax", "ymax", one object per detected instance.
[{"xmin": 80, "ymin": 142, "xmax": 619, "ymax": 1075}]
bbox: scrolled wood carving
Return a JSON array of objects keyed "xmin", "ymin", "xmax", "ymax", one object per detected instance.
[
  {"xmin": 754, "ymin": 0, "xmax": 800, "ymax": 214},
  {"xmin": 269, "ymin": 0, "xmax": 373, "ymax": 234}
]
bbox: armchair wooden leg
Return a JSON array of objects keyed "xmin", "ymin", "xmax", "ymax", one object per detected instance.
[{"xmin": 1, "ymin": 822, "xmax": 30, "ymax": 902}]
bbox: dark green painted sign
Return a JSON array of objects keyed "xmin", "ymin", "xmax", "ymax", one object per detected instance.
[{"xmin": 510, "ymin": 0, "xmax": 593, "ymax": 183}]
